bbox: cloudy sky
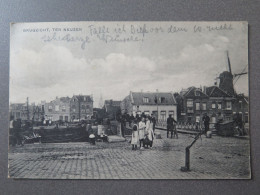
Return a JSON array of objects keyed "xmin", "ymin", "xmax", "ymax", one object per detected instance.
[{"xmin": 10, "ymin": 22, "xmax": 248, "ymax": 107}]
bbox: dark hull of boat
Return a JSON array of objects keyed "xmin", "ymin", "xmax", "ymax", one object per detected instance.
[{"xmin": 34, "ymin": 126, "xmax": 88, "ymax": 143}]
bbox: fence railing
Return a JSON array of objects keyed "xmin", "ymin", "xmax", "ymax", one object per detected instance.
[{"xmin": 156, "ymin": 120, "xmax": 216, "ymax": 132}]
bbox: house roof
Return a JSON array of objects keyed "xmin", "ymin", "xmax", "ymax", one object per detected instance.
[
  {"xmin": 10, "ymin": 103, "xmax": 26, "ymax": 110},
  {"xmin": 72, "ymin": 95, "xmax": 93, "ymax": 102},
  {"xmin": 205, "ymin": 86, "xmax": 232, "ymax": 98},
  {"xmin": 130, "ymin": 92, "xmax": 176, "ymax": 105},
  {"xmin": 59, "ymin": 97, "xmax": 71, "ymax": 103},
  {"xmin": 182, "ymin": 87, "xmax": 208, "ymax": 98},
  {"xmin": 236, "ymin": 94, "xmax": 249, "ymax": 104}
]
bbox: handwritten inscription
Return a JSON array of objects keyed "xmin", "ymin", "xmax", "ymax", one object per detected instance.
[
  {"xmin": 23, "ymin": 23, "xmax": 234, "ymax": 50},
  {"xmin": 41, "ymin": 33, "xmax": 90, "ymax": 50}
]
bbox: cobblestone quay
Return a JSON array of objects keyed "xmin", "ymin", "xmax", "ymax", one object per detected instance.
[{"xmin": 8, "ymin": 130, "xmax": 251, "ymax": 179}]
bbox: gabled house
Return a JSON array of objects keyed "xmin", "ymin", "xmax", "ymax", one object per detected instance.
[
  {"xmin": 177, "ymin": 87, "xmax": 209, "ymax": 123},
  {"xmin": 205, "ymin": 86, "xmax": 234, "ymax": 123},
  {"xmin": 44, "ymin": 96, "xmax": 71, "ymax": 122},
  {"xmin": 177, "ymin": 85, "xmax": 234, "ymax": 125},
  {"xmin": 121, "ymin": 91, "xmax": 177, "ymax": 121},
  {"xmin": 70, "ymin": 95, "xmax": 93, "ymax": 121}
]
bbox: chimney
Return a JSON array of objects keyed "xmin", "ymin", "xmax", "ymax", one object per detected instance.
[{"xmin": 203, "ymin": 86, "xmax": 207, "ymax": 93}]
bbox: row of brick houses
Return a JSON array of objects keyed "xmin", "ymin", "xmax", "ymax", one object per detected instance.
[
  {"xmin": 176, "ymin": 86, "xmax": 234, "ymax": 125},
  {"xmin": 44, "ymin": 95, "xmax": 93, "ymax": 122},
  {"xmin": 10, "ymin": 95, "xmax": 94, "ymax": 122}
]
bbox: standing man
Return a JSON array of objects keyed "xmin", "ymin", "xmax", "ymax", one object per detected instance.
[
  {"xmin": 167, "ymin": 114, "xmax": 177, "ymax": 138},
  {"xmin": 202, "ymin": 113, "xmax": 210, "ymax": 135},
  {"xmin": 121, "ymin": 115, "xmax": 126, "ymax": 138},
  {"xmin": 151, "ymin": 113, "xmax": 156, "ymax": 133}
]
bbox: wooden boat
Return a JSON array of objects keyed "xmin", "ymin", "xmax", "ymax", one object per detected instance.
[{"xmin": 33, "ymin": 125, "xmax": 88, "ymax": 143}]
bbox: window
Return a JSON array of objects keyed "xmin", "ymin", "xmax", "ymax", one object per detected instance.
[
  {"xmin": 202, "ymin": 103, "xmax": 207, "ymax": 110},
  {"xmin": 160, "ymin": 111, "xmax": 166, "ymax": 121},
  {"xmin": 196, "ymin": 116, "xmax": 200, "ymax": 123},
  {"xmin": 211, "ymin": 117, "xmax": 216, "ymax": 123},
  {"xmin": 195, "ymin": 90, "xmax": 200, "ymax": 96},
  {"xmin": 62, "ymin": 105, "xmax": 66, "ymax": 112},
  {"xmin": 72, "ymin": 105, "xmax": 76, "ymax": 112},
  {"xmin": 81, "ymin": 105, "xmax": 86, "ymax": 109},
  {"xmin": 226, "ymin": 117, "xmax": 231, "ymax": 121},
  {"xmin": 218, "ymin": 103, "xmax": 222, "ymax": 109},
  {"xmin": 169, "ymin": 111, "xmax": 174, "ymax": 116},
  {"xmin": 195, "ymin": 103, "xmax": 200, "ymax": 110},
  {"xmin": 160, "ymin": 97, "xmax": 166, "ymax": 103},
  {"xmin": 187, "ymin": 99, "xmax": 193, "ymax": 107},
  {"xmin": 239, "ymin": 101, "xmax": 242, "ymax": 109},
  {"xmin": 187, "ymin": 107, "xmax": 193, "ymax": 113},
  {"xmin": 143, "ymin": 97, "xmax": 149, "ymax": 103},
  {"xmin": 59, "ymin": 116, "xmax": 63, "ymax": 120},
  {"xmin": 244, "ymin": 112, "xmax": 249, "ymax": 123},
  {"xmin": 48, "ymin": 105, "xmax": 53, "ymax": 112},
  {"xmin": 226, "ymin": 101, "xmax": 232, "ymax": 110},
  {"xmin": 212, "ymin": 103, "xmax": 216, "ymax": 109},
  {"xmin": 55, "ymin": 105, "xmax": 59, "ymax": 111}
]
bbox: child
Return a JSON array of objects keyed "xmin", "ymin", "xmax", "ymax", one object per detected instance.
[{"xmin": 131, "ymin": 120, "xmax": 139, "ymax": 150}]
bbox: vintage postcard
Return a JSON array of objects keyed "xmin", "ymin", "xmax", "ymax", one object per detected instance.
[{"xmin": 9, "ymin": 21, "xmax": 250, "ymax": 179}]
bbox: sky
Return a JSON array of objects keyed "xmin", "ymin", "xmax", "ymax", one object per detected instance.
[{"xmin": 10, "ymin": 22, "xmax": 248, "ymax": 107}]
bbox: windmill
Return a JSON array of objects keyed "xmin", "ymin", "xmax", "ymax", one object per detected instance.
[{"xmin": 217, "ymin": 51, "xmax": 248, "ymax": 96}]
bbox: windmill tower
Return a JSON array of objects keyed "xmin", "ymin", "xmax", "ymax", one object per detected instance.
[{"xmin": 218, "ymin": 51, "xmax": 247, "ymax": 96}]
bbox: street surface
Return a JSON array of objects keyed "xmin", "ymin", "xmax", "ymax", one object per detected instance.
[{"xmin": 8, "ymin": 130, "xmax": 251, "ymax": 179}]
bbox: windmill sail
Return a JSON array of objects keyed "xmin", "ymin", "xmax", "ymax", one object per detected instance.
[{"xmin": 227, "ymin": 51, "xmax": 232, "ymax": 74}]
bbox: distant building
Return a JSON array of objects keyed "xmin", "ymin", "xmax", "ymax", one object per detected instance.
[
  {"xmin": 177, "ymin": 86, "xmax": 234, "ymax": 125},
  {"xmin": 104, "ymin": 99, "xmax": 121, "ymax": 119},
  {"xmin": 70, "ymin": 95, "xmax": 93, "ymax": 121},
  {"xmin": 44, "ymin": 97, "xmax": 71, "ymax": 122},
  {"xmin": 10, "ymin": 103, "xmax": 43, "ymax": 121},
  {"xmin": 121, "ymin": 91, "xmax": 177, "ymax": 121},
  {"xmin": 9, "ymin": 103, "xmax": 27, "ymax": 120}
]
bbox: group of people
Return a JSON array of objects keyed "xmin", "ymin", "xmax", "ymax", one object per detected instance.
[{"xmin": 130, "ymin": 114, "xmax": 157, "ymax": 150}]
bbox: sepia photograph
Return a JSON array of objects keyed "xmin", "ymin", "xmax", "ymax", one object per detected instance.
[{"xmin": 8, "ymin": 21, "xmax": 250, "ymax": 179}]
